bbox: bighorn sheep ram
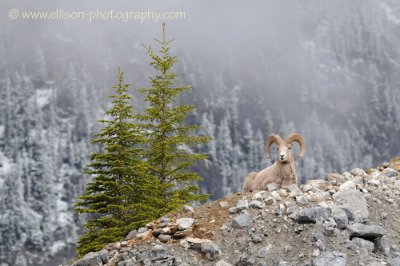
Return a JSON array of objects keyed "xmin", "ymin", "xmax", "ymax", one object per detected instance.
[{"xmin": 243, "ymin": 133, "xmax": 306, "ymax": 192}]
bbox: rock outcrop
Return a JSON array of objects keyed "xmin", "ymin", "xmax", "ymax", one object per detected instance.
[{"xmin": 72, "ymin": 161, "xmax": 400, "ymax": 266}]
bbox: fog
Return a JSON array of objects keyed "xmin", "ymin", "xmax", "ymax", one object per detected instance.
[{"xmin": 1, "ymin": 1, "xmax": 400, "ymax": 263}]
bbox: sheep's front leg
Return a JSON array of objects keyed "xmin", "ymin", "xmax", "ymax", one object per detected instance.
[{"xmin": 280, "ymin": 175, "xmax": 297, "ymax": 188}]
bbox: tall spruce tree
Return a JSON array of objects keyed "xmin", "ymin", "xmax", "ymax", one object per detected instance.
[
  {"xmin": 139, "ymin": 23, "xmax": 211, "ymax": 211},
  {"xmin": 75, "ymin": 69, "xmax": 164, "ymax": 256}
]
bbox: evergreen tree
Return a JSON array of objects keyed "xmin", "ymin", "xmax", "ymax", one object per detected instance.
[
  {"xmin": 138, "ymin": 23, "xmax": 211, "ymax": 211},
  {"xmin": 75, "ymin": 69, "xmax": 164, "ymax": 256}
]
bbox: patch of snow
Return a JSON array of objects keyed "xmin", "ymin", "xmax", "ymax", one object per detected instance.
[
  {"xmin": 380, "ymin": 2, "xmax": 400, "ymax": 25},
  {"xmin": 50, "ymin": 240, "xmax": 66, "ymax": 256},
  {"xmin": 58, "ymin": 212, "xmax": 73, "ymax": 226},
  {"xmin": 0, "ymin": 151, "xmax": 12, "ymax": 176},
  {"xmin": 57, "ymin": 199, "xmax": 68, "ymax": 212},
  {"xmin": 35, "ymin": 88, "xmax": 52, "ymax": 108}
]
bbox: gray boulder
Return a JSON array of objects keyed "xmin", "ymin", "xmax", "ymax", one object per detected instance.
[
  {"xmin": 351, "ymin": 237, "xmax": 374, "ymax": 253},
  {"xmin": 176, "ymin": 218, "xmax": 194, "ymax": 230},
  {"xmin": 200, "ymin": 241, "xmax": 221, "ymax": 261},
  {"xmin": 150, "ymin": 245, "xmax": 168, "ymax": 260},
  {"xmin": 383, "ymin": 168, "xmax": 399, "ymax": 178},
  {"xmin": 249, "ymin": 200, "xmax": 265, "ymax": 209},
  {"xmin": 125, "ymin": 229, "xmax": 137, "ymax": 240},
  {"xmin": 232, "ymin": 211, "xmax": 253, "ymax": 228},
  {"xmin": 330, "ymin": 207, "xmax": 348, "ymax": 229},
  {"xmin": 236, "ymin": 199, "xmax": 249, "ymax": 210},
  {"xmin": 347, "ymin": 223, "xmax": 386, "ymax": 240},
  {"xmin": 351, "ymin": 168, "xmax": 366, "ymax": 176},
  {"xmin": 296, "ymin": 207, "xmax": 328, "ymax": 223},
  {"xmin": 71, "ymin": 249, "xmax": 109, "ymax": 266},
  {"xmin": 374, "ymin": 235, "xmax": 390, "ymax": 256},
  {"xmin": 333, "ymin": 189, "xmax": 369, "ymax": 222},
  {"xmin": 389, "ymin": 258, "xmax": 400, "ymax": 266}
]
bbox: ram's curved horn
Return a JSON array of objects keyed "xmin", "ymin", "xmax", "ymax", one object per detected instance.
[
  {"xmin": 265, "ymin": 134, "xmax": 284, "ymax": 160},
  {"xmin": 286, "ymin": 133, "xmax": 306, "ymax": 158}
]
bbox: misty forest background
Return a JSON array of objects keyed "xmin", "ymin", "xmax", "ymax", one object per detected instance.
[{"xmin": 1, "ymin": 0, "xmax": 400, "ymax": 265}]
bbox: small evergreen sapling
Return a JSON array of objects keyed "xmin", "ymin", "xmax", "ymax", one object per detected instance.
[
  {"xmin": 138, "ymin": 23, "xmax": 211, "ymax": 211},
  {"xmin": 75, "ymin": 69, "xmax": 164, "ymax": 256}
]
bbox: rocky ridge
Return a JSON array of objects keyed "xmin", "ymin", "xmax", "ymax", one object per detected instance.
[{"xmin": 71, "ymin": 158, "xmax": 400, "ymax": 266}]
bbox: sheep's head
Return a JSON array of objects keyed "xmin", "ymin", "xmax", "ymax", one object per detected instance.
[{"xmin": 265, "ymin": 133, "xmax": 306, "ymax": 163}]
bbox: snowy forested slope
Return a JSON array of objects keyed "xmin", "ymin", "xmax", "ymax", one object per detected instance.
[{"xmin": 1, "ymin": 0, "xmax": 400, "ymax": 265}]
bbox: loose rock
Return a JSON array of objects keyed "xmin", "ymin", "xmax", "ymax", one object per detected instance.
[
  {"xmin": 71, "ymin": 249, "xmax": 109, "ymax": 266},
  {"xmin": 267, "ymin": 182, "xmax": 278, "ymax": 191},
  {"xmin": 216, "ymin": 260, "xmax": 233, "ymax": 266},
  {"xmin": 264, "ymin": 196, "xmax": 275, "ymax": 205},
  {"xmin": 232, "ymin": 211, "xmax": 253, "ymax": 228},
  {"xmin": 236, "ymin": 199, "xmax": 249, "ymax": 211},
  {"xmin": 333, "ymin": 189, "xmax": 369, "ymax": 222},
  {"xmin": 158, "ymin": 234, "xmax": 171, "ymax": 243},
  {"xmin": 374, "ymin": 235, "xmax": 390, "ymax": 256},
  {"xmin": 176, "ymin": 218, "xmax": 194, "ymax": 230},
  {"xmin": 249, "ymin": 200, "xmax": 265, "ymax": 209},
  {"xmin": 313, "ymin": 251, "xmax": 347, "ymax": 266},
  {"xmin": 257, "ymin": 245, "xmax": 272, "ymax": 258},
  {"xmin": 338, "ymin": 180, "xmax": 356, "ymax": 191},
  {"xmin": 383, "ymin": 168, "xmax": 399, "ymax": 178},
  {"xmin": 347, "ymin": 223, "xmax": 386, "ymax": 240},
  {"xmin": 351, "ymin": 237, "xmax": 374, "ymax": 253},
  {"xmin": 351, "ymin": 168, "xmax": 366, "ymax": 176},
  {"xmin": 296, "ymin": 207, "xmax": 328, "ymax": 223},
  {"xmin": 201, "ymin": 242, "xmax": 221, "ymax": 261},
  {"xmin": 183, "ymin": 205, "xmax": 195, "ymax": 212},
  {"xmin": 330, "ymin": 207, "xmax": 348, "ymax": 229},
  {"xmin": 325, "ymin": 173, "xmax": 346, "ymax": 184},
  {"xmin": 296, "ymin": 195, "xmax": 309, "ymax": 205}
]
